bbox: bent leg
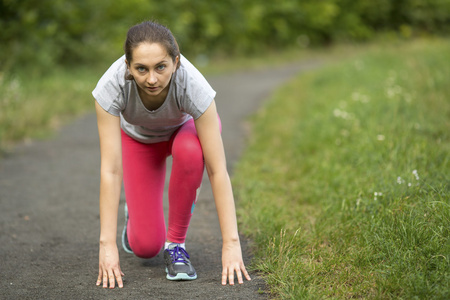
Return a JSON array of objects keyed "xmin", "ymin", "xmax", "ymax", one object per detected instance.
[
  {"xmin": 167, "ymin": 119, "xmax": 205, "ymax": 243},
  {"xmin": 121, "ymin": 130, "xmax": 168, "ymax": 258}
]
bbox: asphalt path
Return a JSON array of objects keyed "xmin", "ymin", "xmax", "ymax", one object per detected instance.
[{"xmin": 0, "ymin": 60, "xmax": 319, "ymax": 299}]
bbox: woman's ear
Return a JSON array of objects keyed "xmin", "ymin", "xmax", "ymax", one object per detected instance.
[
  {"xmin": 124, "ymin": 60, "xmax": 134, "ymax": 80},
  {"xmin": 173, "ymin": 56, "xmax": 180, "ymax": 72}
]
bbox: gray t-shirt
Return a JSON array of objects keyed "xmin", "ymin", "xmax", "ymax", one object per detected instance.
[{"xmin": 92, "ymin": 54, "xmax": 216, "ymax": 143}]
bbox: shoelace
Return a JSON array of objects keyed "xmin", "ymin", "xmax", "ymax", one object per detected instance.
[{"xmin": 167, "ymin": 245, "xmax": 190, "ymax": 264}]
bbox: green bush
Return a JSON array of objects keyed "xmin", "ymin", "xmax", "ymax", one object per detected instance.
[{"xmin": 1, "ymin": 0, "xmax": 449, "ymax": 73}]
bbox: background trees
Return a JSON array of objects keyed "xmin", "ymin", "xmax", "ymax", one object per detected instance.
[{"xmin": 1, "ymin": 0, "xmax": 449, "ymax": 72}]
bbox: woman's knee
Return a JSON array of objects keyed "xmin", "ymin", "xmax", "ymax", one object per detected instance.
[
  {"xmin": 130, "ymin": 235, "xmax": 165, "ymax": 259},
  {"xmin": 172, "ymin": 136, "xmax": 204, "ymax": 168}
]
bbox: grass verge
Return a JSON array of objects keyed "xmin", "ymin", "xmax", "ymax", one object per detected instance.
[
  {"xmin": 233, "ymin": 38, "xmax": 450, "ymax": 299},
  {"xmin": 0, "ymin": 67, "xmax": 100, "ymax": 151}
]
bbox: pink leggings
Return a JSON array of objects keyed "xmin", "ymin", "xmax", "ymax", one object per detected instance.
[{"xmin": 121, "ymin": 118, "xmax": 214, "ymax": 258}]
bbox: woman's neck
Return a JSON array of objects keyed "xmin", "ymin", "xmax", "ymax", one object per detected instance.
[{"xmin": 138, "ymin": 83, "xmax": 170, "ymax": 111}]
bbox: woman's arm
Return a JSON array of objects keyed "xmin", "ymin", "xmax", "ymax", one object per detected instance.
[
  {"xmin": 194, "ymin": 100, "xmax": 251, "ymax": 285},
  {"xmin": 94, "ymin": 101, "xmax": 124, "ymax": 288}
]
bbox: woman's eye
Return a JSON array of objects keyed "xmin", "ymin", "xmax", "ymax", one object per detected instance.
[
  {"xmin": 157, "ymin": 65, "xmax": 166, "ymax": 71},
  {"xmin": 137, "ymin": 67, "xmax": 146, "ymax": 72}
]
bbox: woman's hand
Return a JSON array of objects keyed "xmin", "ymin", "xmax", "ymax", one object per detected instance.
[
  {"xmin": 221, "ymin": 240, "xmax": 251, "ymax": 285},
  {"xmin": 96, "ymin": 242, "xmax": 124, "ymax": 288},
  {"xmin": 95, "ymin": 101, "xmax": 123, "ymax": 288}
]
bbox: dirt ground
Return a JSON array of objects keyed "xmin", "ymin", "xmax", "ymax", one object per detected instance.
[{"xmin": 0, "ymin": 60, "xmax": 319, "ymax": 299}]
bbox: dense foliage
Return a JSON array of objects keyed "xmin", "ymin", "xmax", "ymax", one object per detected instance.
[{"xmin": 1, "ymin": 0, "xmax": 449, "ymax": 72}]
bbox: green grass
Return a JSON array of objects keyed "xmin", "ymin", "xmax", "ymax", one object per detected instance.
[
  {"xmin": 233, "ymin": 38, "xmax": 450, "ymax": 299},
  {"xmin": 0, "ymin": 67, "xmax": 101, "ymax": 151}
]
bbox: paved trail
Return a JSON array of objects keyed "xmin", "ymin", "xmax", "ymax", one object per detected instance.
[{"xmin": 0, "ymin": 60, "xmax": 319, "ymax": 299}]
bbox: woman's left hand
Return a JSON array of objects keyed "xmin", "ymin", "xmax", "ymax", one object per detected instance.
[{"xmin": 221, "ymin": 240, "xmax": 251, "ymax": 285}]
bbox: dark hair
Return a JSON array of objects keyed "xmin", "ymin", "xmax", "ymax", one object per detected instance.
[{"xmin": 124, "ymin": 21, "xmax": 181, "ymax": 73}]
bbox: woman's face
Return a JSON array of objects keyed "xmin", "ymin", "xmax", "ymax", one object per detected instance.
[{"xmin": 126, "ymin": 42, "xmax": 178, "ymax": 101}]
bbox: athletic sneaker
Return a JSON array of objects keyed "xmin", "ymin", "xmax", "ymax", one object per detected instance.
[
  {"xmin": 121, "ymin": 203, "xmax": 133, "ymax": 254},
  {"xmin": 164, "ymin": 243, "xmax": 197, "ymax": 280}
]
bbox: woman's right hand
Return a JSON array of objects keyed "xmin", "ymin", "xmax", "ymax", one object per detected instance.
[{"xmin": 96, "ymin": 242, "xmax": 124, "ymax": 288}]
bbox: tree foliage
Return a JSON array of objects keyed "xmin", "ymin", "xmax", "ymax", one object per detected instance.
[{"xmin": 1, "ymin": 0, "xmax": 449, "ymax": 72}]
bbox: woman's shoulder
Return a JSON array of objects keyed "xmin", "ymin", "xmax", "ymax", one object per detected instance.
[
  {"xmin": 98, "ymin": 55, "xmax": 128, "ymax": 87},
  {"xmin": 92, "ymin": 55, "xmax": 130, "ymax": 115},
  {"xmin": 171, "ymin": 54, "xmax": 216, "ymax": 119}
]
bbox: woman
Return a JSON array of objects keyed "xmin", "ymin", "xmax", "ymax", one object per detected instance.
[{"xmin": 92, "ymin": 21, "xmax": 251, "ymax": 289}]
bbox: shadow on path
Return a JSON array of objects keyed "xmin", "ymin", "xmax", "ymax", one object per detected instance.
[{"xmin": 0, "ymin": 60, "xmax": 320, "ymax": 299}]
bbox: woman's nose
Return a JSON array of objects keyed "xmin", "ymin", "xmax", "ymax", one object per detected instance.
[{"xmin": 147, "ymin": 72, "xmax": 157, "ymax": 85}]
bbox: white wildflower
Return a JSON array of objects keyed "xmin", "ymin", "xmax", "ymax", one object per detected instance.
[
  {"xmin": 386, "ymin": 88, "xmax": 396, "ymax": 98},
  {"xmin": 412, "ymin": 170, "xmax": 419, "ymax": 180},
  {"xmin": 394, "ymin": 85, "xmax": 402, "ymax": 94},
  {"xmin": 374, "ymin": 192, "xmax": 382, "ymax": 201},
  {"xmin": 386, "ymin": 85, "xmax": 403, "ymax": 99},
  {"xmin": 361, "ymin": 95, "xmax": 370, "ymax": 103},
  {"xmin": 9, "ymin": 79, "xmax": 20, "ymax": 91},
  {"xmin": 377, "ymin": 135, "xmax": 385, "ymax": 141},
  {"xmin": 352, "ymin": 92, "xmax": 370, "ymax": 103},
  {"xmin": 333, "ymin": 109, "xmax": 353, "ymax": 120}
]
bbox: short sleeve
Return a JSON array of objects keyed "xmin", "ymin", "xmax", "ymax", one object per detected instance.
[
  {"xmin": 92, "ymin": 56, "xmax": 128, "ymax": 116},
  {"xmin": 176, "ymin": 55, "xmax": 216, "ymax": 119}
]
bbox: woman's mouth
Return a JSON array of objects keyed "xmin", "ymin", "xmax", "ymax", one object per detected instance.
[{"xmin": 147, "ymin": 86, "xmax": 159, "ymax": 92}]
